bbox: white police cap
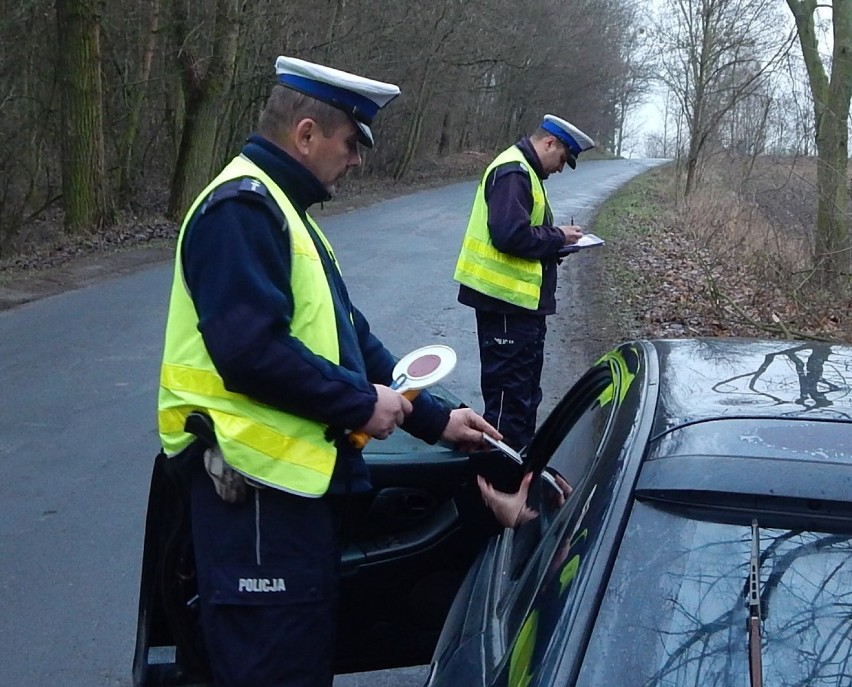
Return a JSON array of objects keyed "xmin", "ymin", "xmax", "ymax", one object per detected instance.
[
  {"xmin": 275, "ymin": 56, "xmax": 401, "ymax": 148},
  {"xmin": 540, "ymin": 114, "xmax": 595, "ymax": 168}
]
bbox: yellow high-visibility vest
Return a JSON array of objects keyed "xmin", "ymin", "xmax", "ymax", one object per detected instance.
[
  {"xmin": 454, "ymin": 146, "xmax": 548, "ymax": 310},
  {"xmin": 158, "ymin": 155, "xmax": 341, "ymax": 497}
]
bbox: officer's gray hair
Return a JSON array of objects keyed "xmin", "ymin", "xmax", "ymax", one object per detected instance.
[
  {"xmin": 258, "ymin": 85, "xmax": 351, "ymax": 139},
  {"xmin": 530, "ymin": 126, "xmax": 552, "ymax": 142}
]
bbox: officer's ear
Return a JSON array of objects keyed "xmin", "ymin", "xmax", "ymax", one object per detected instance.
[{"xmin": 293, "ymin": 118, "xmax": 318, "ymax": 156}]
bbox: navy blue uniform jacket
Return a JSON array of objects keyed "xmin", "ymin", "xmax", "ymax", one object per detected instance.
[{"xmin": 182, "ymin": 135, "xmax": 450, "ymax": 494}]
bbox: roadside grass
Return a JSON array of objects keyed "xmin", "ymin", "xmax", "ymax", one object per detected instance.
[
  {"xmin": 593, "ymin": 168, "xmax": 670, "ymax": 241},
  {"xmin": 590, "ymin": 163, "xmax": 679, "ymax": 339},
  {"xmin": 592, "ymin": 157, "xmax": 851, "ymax": 343}
]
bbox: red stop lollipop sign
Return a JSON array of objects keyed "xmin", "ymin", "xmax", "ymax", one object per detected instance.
[
  {"xmin": 391, "ymin": 345, "xmax": 457, "ymax": 393},
  {"xmin": 348, "ymin": 344, "xmax": 457, "ymax": 448},
  {"xmin": 407, "ymin": 354, "xmax": 441, "ymax": 378}
]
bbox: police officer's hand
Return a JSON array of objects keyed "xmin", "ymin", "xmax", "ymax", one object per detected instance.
[
  {"xmin": 560, "ymin": 225, "xmax": 584, "ymax": 245},
  {"xmin": 360, "ymin": 384, "xmax": 413, "ymax": 439},
  {"xmin": 442, "ymin": 407, "xmax": 500, "ymax": 453}
]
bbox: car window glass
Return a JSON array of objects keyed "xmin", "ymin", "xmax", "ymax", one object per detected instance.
[
  {"xmin": 498, "ymin": 443, "xmax": 613, "ymax": 684},
  {"xmin": 507, "ymin": 369, "xmax": 614, "ymax": 580},
  {"xmin": 493, "ymin": 366, "xmax": 618, "ymax": 681},
  {"xmin": 578, "ymin": 501, "xmax": 852, "ymax": 687},
  {"xmin": 540, "ymin": 391, "xmax": 611, "ymax": 521}
]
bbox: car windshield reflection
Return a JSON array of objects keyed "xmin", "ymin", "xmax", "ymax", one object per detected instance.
[{"xmin": 578, "ymin": 504, "xmax": 852, "ymax": 687}]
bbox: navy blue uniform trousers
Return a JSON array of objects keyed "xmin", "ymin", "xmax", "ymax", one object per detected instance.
[
  {"xmin": 190, "ymin": 465, "xmax": 340, "ymax": 687},
  {"xmin": 475, "ymin": 310, "xmax": 547, "ymax": 452}
]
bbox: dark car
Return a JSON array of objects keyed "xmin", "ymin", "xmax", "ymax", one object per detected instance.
[{"xmin": 134, "ymin": 338, "xmax": 852, "ymax": 687}]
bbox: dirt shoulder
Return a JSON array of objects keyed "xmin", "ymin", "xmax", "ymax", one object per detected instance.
[{"xmin": 0, "ymin": 243, "xmax": 174, "ymax": 311}]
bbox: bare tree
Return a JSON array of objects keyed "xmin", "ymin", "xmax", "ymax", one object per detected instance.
[
  {"xmin": 166, "ymin": 0, "xmax": 242, "ymax": 220},
  {"xmin": 656, "ymin": 0, "xmax": 793, "ymax": 195},
  {"xmin": 54, "ymin": 0, "xmax": 113, "ymax": 232},
  {"xmin": 0, "ymin": 0, "xmax": 57, "ymax": 254},
  {"xmin": 785, "ymin": 0, "xmax": 852, "ymax": 287},
  {"xmin": 613, "ymin": 23, "xmax": 657, "ymax": 156},
  {"xmin": 388, "ymin": 1, "xmax": 472, "ymax": 180},
  {"xmin": 3, "ymin": 0, "xmax": 639, "ymax": 245},
  {"xmin": 113, "ymin": 0, "xmax": 162, "ymax": 201}
]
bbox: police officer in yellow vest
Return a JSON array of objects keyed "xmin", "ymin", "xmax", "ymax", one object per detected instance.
[
  {"xmin": 158, "ymin": 55, "xmax": 498, "ymax": 687},
  {"xmin": 454, "ymin": 115, "xmax": 594, "ymax": 453}
]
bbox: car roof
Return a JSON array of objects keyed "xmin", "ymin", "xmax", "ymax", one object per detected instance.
[
  {"xmin": 635, "ymin": 338, "xmax": 852, "ymax": 505},
  {"xmin": 648, "ymin": 338, "xmax": 852, "ymax": 433}
]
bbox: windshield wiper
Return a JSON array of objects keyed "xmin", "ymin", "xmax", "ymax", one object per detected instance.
[{"xmin": 746, "ymin": 519, "xmax": 763, "ymax": 687}]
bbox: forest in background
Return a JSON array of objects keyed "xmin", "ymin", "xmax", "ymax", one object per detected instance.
[
  {"xmin": 1, "ymin": 0, "xmax": 849, "ymax": 314},
  {"xmin": 0, "ymin": 0, "xmax": 642, "ymax": 254}
]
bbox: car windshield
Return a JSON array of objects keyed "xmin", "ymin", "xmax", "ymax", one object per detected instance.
[{"xmin": 578, "ymin": 501, "xmax": 852, "ymax": 687}]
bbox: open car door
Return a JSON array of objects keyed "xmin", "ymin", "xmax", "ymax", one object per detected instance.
[
  {"xmin": 132, "ymin": 386, "xmax": 499, "ymax": 686},
  {"xmin": 335, "ymin": 428, "xmax": 497, "ymax": 674}
]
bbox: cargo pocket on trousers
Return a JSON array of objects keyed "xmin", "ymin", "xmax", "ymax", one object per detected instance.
[
  {"xmin": 200, "ymin": 562, "xmax": 338, "ymax": 683},
  {"xmin": 207, "ymin": 563, "xmax": 335, "ymax": 608}
]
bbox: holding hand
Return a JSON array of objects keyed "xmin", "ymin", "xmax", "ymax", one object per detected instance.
[
  {"xmin": 478, "ymin": 469, "xmax": 573, "ymax": 529},
  {"xmin": 477, "ymin": 472, "xmax": 539, "ymax": 528},
  {"xmin": 359, "ymin": 384, "xmax": 413, "ymax": 439},
  {"xmin": 560, "ymin": 225, "xmax": 584, "ymax": 245},
  {"xmin": 442, "ymin": 407, "xmax": 500, "ymax": 453}
]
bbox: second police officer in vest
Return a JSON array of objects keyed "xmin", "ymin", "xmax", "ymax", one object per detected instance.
[
  {"xmin": 157, "ymin": 56, "xmax": 500, "ymax": 687},
  {"xmin": 454, "ymin": 115, "xmax": 595, "ymax": 454}
]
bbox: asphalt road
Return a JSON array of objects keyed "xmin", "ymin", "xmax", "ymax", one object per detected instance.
[{"xmin": 0, "ymin": 157, "xmax": 666, "ymax": 687}]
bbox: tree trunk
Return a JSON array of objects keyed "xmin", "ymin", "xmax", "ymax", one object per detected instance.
[
  {"xmin": 438, "ymin": 110, "xmax": 451, "ymax": 156},
  {"xmin": 814, "ymin": 111, "xmax": 850, "ymax": 282},
  {"xmin": 786, "ymin": 0, "xmax": 852, "ymax": 286},
  {"xmin": 118, "ymin": 0, "xmax": 161, "ymax": 201},
  {"xmin": 393, "ymin": 60, "xmax": 433, "ymax": 180},
  {"xmin": 55, "ymin": 0, "xmax": 112, "ymax": 233},
  {"xmin": 166, "ymin": 0, "xmax": 241, "ymax": 220},
  {"xmin": 324, "ymin": 0, "xmax": 346, "ymax": 62}
]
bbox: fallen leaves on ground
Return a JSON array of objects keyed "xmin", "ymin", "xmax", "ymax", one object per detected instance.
[{"xmin": 604, "ymin": 160, "xmax": 851, "ymax": 343}]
